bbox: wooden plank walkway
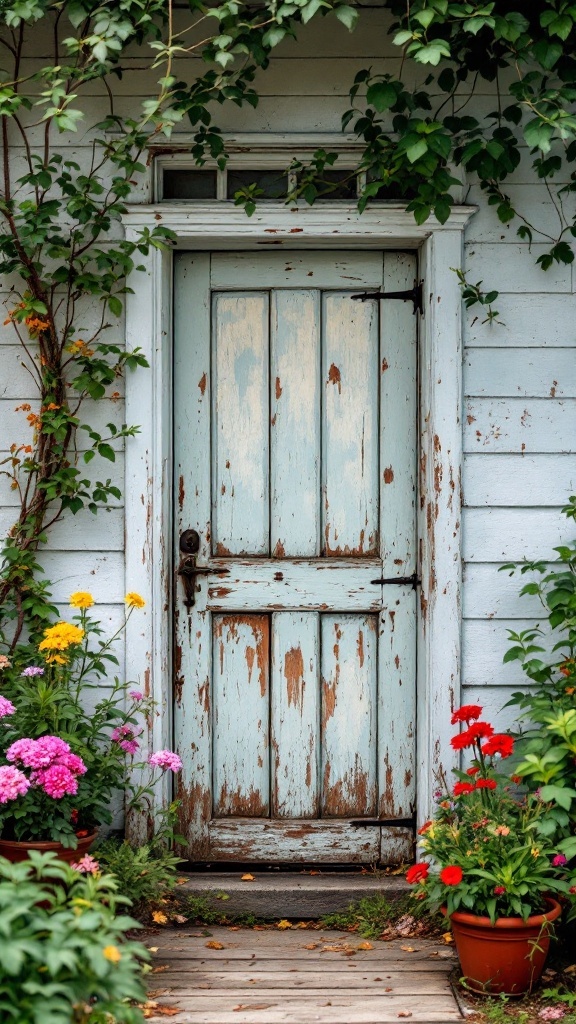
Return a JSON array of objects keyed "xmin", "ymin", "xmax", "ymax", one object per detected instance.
[{"xmin": 144, "ymin": 926, "xmax": 462, "ymax": 1023}]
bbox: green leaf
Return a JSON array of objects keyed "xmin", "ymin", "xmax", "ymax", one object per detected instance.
[{"xmin": 334, "ymin": 5, "xmax": 358, "ymax": 31}]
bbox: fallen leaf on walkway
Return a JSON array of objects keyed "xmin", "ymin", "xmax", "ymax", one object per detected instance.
[
  {"xmin": 233, "ymin": 1005, "xmax": 273, "ymax": 1012},
  {"xmin": 173, "ymin": 915, "xmax": 188, "ymax": 924},
  {"xmin": 148, "ymin": 947, "xmax": 159, "ymax": 953},
  {"xmin": 564, "ymin": 965, "xmax": 576, "ymax": 975},
  {"xmin": 176, "ymin": 877, "xmax": 188, "ymax": 884},
  {"xmin": 205, "ymin": 940, "xmax": 225, "ymax": 950},
  {"xmin": 398, "ymin": 1012, "xmax": 412, "ymax": 1018},
  {"xmin": 400, "ymin": 945, "xmax": 415, "ymax": 952},
  {"xmin": 152, "ymin": 912, "xmax": 168, "ymax": 925},
  {"xmin": 142, "ymin": 1004, "xmax": 182, "ymax": 1019},
  {"xmin": 241, "ymin": 873, "xmax": 255, "ymax": 881},
  {"xmin": 277, "ymin": 920, "xmax": 292, "ymax": 929},
  {"xmin": 442, "ymin": 932, "xmax": 454, "ymax": 944},
  {"xmin": 386, "ymin": 987, "xmax": 393, "ymax": 992},
  {"xmin": 357, "ymin": 942, "xmax": 373, "ymax": 950},
  {"xmin": 303, "ymin": 943, "xmax": 319, "ymax": 950},
  {"xmin": 152, "ymin": 965, "xmax": 169, "ymax": 973}
]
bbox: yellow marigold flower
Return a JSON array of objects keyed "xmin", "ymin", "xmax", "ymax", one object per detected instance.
[
  {"xmin": 39, "ymin": 622, "xmax": 85, "ymax": 653},
  {"xmin": 46, "ymin": 654, "xmax": 67, "ymax": 665},
  {"xmin": 125, "ymin": 592, "xmax": 145, "ymax": 609},
  {"xmin": 69, "ymin": 591, "xmax": 94, "ymax": 610},
  {"xmin": 103, "ymin": 945, "xmax": 122, "ymax": 963}
]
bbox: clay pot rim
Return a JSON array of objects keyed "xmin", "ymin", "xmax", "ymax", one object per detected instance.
[
  {"xmin": 0, "ymin": 831, "xmax": 98, "ymax": 850},
  {"xmin": 446, "ymin": 896, "xmax": 562, "ymax": 930}
]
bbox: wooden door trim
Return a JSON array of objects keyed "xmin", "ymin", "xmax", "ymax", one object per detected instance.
[{"xmin": 121, "ymin": 203, "xmax": 476, "ymax": 838}]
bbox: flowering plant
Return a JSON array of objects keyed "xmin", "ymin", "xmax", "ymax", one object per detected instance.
[
  {"xmin": 0, "ymin": 591, "xmax": 182, "ymax": 847},
  {"xmin": 406, "ymin": 705, "xmax": 572, "ymax": 924}
]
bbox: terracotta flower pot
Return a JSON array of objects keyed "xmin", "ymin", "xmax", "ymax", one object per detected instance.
[
  {"xmin": 447, "ymin": 897, "xmax": 562, "ymax": 996},
  {"xmin": 0, "ymin": 831, "xmax": 97, "ymax": 865}
]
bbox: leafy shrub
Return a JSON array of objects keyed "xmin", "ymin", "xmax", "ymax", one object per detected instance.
[
  {"xmin": 96, "ymin": 837, "xmax": 181, "ymax": 919},
  {"xmin": 0, "ymin": 852, "xmax": 148, "ymax": 1024}
]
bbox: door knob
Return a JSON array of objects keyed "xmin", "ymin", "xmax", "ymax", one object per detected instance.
[{"xmin": 177, "ymin": 530, "xmax": 229, "ymax": 609}]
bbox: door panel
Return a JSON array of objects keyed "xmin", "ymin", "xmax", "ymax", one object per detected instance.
[{"xmin": 174, "ymin": 250, "xmax": 417, "ymax": 864}]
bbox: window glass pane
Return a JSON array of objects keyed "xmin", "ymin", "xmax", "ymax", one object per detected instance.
[
  {"xmin": 364, "ymin": 174, "xmax": 417, "ymax": 201},
  {"xmin": 314, "ymin": 169, "xmax": 358, "ymax": 200},
  {"xmin": 162, "ymin": 169, "xmax": 217, "ymax": 200},
  {"xmin": 227, "ymin": 169, "xmax": 288, "ymax": 200}
]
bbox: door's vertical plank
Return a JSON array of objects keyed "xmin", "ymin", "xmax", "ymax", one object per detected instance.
[
  {"xmin": 212, "ymin": 293, "xmax": 270, "ymax": 556},
  {"xmin": 321, "ymin": 614, "xmax": 378, "ymax": 817},
  {"xmin": 380, "ymin": 253, "xmax": 418, "ymax": 575},
  {"xmin": 173, "ymin": 253, "xmax": 213, "ymax": 856},
  {"xmin": 378, "ymin": 590, "xmax": 417, "ymax": 821},
  {"xmin": 270, "ymin": 291, "xmax": 321, "ymax": 557},
  {"xmin": 213, "ymin": 614, "xmax": 270, "ymax": 816},
  {"xmin": 322, "ymin": 294, "xmax": 379, "ymax": 556},
  {"xmin": 271, "ymin": 611, "xmax": 320, "ymax": 818}
]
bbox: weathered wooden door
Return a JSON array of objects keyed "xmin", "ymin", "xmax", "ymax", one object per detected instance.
[{"xmin": 174, "ymin": 250, "xmax": 417, "ymax": 864}]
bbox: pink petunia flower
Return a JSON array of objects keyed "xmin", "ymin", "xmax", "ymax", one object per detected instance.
[
  {"xmin": 552, "ymin": 854, "xmax": 568, "ymax": 867},
  {"xmin": 148, "ymin": 749, "xmax": 183, "ymax": 773},
  {"xmin": 0, "ymin": 765, "xmax": 30, "ymax": 803},
  {"xmin": 36, "ymin": 764, "xmax": 79, "ymax": 799},
  {"xmin": 71, "ymin": 854, "xmax": 100, "ymax": 875},
  {"xmin": 129, "ymin": 690, "xmax": 144, "ymax": 701},
  {"xmin": 0, "ymin": 696, "xmax": 16, "ymax": 718}
]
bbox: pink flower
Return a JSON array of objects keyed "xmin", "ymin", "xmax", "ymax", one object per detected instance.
[
  {"xmin": 21, "ymin": 666, "xmax": 44, "ymax": 677},
  {"xmin": 7, "ymin": 736, "xmax": 71, "ymax": 769},
  {"xmin": 0, "ymin": 696, "xmax": 16, "ymax": 718},
  {"xmin": 56, "ymin": 752, "xmax": 87, "ymax": 776},
  {"xmin": 552, "ymin": 854, "xmax": 568, "ymax": 867},
  {"xmin": 539, "ymin": 1009, "xmax": 565, "ymax": 1021},
  {"xmin": 111, "ymin": 723, "xmax": 142, "ymax": 755},
  {"xmin": 0, "ymin": 656, "xmax": 11, "ymax": 671},
  {"xmin": 129, "ymin": 690, "xmax": 143, "ymax": 701},
  {"xmin": 37, "ymin": 764, "xmax": 78, "ymax": 798},
  {"xmin": 71, "ymin": 854, "xmax": 100, "ymax": 875},
  {"xmin": 0, "ymin": 765, "xmax": 30, "ymax": 803},
  {"xmin": 148, "ymin": 749, "xmax": 183, "ymax": 772}
]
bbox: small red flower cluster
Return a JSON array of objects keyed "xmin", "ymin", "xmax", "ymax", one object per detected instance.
[
  {"xmin": 406, "ymin": 863, "xmax": 429, "ymax": 884},
  {"xmin": 450, "ymin": 704, "xmax": 514, "ymax": 760},
  {"xmin": 439, "ymin": 866, "xmax": 463, "ymax": 886},
  {"xmin": 453, "ymin": 778, "xmax": 497, "ymax": 797}
]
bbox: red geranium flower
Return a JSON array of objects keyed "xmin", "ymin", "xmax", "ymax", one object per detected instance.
[
  {"xmin": 466, "ymin": 766, "xmax": 480, "ymax": 776},
  {"xmin": 418, "ymin": 820, "xmax": 432, "ymax": 835},
  {"xmin": 451, "ymin": 729, "xmax": 475, "ymax": 750},
  {"xmin": 451, "ymin": 704, "xmax": 482, "ymax": 725},
  {"xmin": 453, "ymin": 782, "xmax": 475, "ymax": 796},
  {"xmin": 406, "ymin": 863, "xmax": 429, "ymax": 884},
  {"xmin": 481, "ymin": 734, "xmax": 514, "ymax": 759},
  {"xmin": 466, "ymin": 722, "xmax": 494, "ymax": 742},
  {"xmin": 510, "ymin": 775, "xmax": 522, "ymax": 785},
  {"xmin": 475, "ymin": 778, "xmax": 497, "ymax": 790},
  {"xmin": 440, "ymin": 866, "xmax": 463, "ymax": 886}
]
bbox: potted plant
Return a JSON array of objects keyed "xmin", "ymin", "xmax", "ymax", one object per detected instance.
[
  {"xmin": 0, "ymin": 590, "xmax": 182, "ymax": 860},
  {"xmin": 406, "ymin": 704, "xmax": 569, "ymax": 996}
]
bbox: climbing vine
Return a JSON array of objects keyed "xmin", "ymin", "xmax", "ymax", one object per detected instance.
[{"xmin": 1, "ymin": 0, "xmax": 576, "ymax": 642}]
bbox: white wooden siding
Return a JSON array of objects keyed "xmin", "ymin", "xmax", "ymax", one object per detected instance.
[{"xmin": 1, "ymin": 6, "xmax": 575, "ymax": 746}]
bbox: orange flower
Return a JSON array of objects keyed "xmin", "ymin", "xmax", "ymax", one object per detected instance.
[
  {"xmin": 15, "ymin": 403, "xmax": 31, "ymax": 412},
  {"xmin": 44, "ymin": 403, "xmax": 60, "ymax": 411}
]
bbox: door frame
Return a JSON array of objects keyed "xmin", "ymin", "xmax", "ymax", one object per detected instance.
[{"xmin": 121, "ymin": 201, "xmax": 476, "ymax": 835}]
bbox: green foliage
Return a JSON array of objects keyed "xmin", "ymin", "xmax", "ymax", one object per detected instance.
[
  {"xmin": 322, "ymin": 891, "xmax": 429, "ymax": 938},
  {"xmin": 502, "ymin": 496, "xmax": 576, "ymax": 847},
  {"xmin": 0, "ymin": 851, "xmax": 148, "ymax": 1024},
  {"xmin": 96, "ymin": 835, "xmax": 181, "ymax": 919}
]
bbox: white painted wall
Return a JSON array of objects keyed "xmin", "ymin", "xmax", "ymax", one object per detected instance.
[{"xmin": 1, "ymin": 7, "xmax": 575, "ymax": 740}]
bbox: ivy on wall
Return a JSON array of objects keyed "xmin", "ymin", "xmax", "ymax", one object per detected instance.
[{"xmin": 0, "ymin": 0, "xmax": 574, "ymax": 642}]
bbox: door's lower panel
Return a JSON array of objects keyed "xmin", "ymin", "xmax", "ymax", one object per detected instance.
[{"xmin": 204, "ymin": 819, "xmax": 413, "ymax": 864}]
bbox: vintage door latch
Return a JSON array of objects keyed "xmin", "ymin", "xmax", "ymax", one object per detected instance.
[{"xmin": 178, "ymin": 529, "xmax": 229, "ymax": 609}]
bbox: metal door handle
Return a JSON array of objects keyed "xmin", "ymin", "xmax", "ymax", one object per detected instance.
[{"xmin": 178, "ymin": 530, "xmax": 229, "ymax": 608}]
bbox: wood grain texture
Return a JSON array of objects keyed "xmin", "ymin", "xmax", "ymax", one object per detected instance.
[
  {"xmin": 464, "ymin": 398, "xmax": 576, "ymax": 454},
  {"xmin": 465, "ymin": 348, "xmax": 576, "ymax": 398},
  {"xmin": 464, "ymin": 454, "xmax": 576, "ymax": 506},
  {"xmin": 322, "ymin": 293, "xmax": 379, "ymax": 556},
  {"xmin": 212, "ymin": 292, "xmax": 269, "ymax": 556},
  {"xmin": 207, "ymin": 559, "xmax": 383, "ymax": 612},
  {"xmin": 271, "ymin": 611, "xmax": 320, "ymax": 818}
]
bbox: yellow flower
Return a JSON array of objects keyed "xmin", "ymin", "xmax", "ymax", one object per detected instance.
[
  {"xmin": 69, "ymin": 591, "xmax": 94, "ymax": 609},
  {"xmin": 46, "ymin": 654, "xmax": 67, "ymax": 665},
  {"xmin": 531, "ymin": 847, "xmax": 540, "ymax": 858},
  {"xmin": 39, "ymin": 622, "xmax": 85, "ymax": 653},
  {"xmin": 152, "ymin": 911, "xmax": 168, "ymax": 925},
  {"xmin": 103, "ymin": 945, "xmax": 122, "ymax": 963},
  {"xmin": 125, "ymin": 592, "xmax": 145, "ymax": 609}
]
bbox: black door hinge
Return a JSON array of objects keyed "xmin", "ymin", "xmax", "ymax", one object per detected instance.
[
  {"xmin": 370, "ymin": 574, "xmax": 420, "ymax": 589},
  {"xmin": 351, "ymin": 281, "xmax": 423, "ymax": 316}
]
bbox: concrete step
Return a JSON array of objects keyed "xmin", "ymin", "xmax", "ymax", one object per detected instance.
[{"xmin": 178, "ymin": 871, "xmax": 410, "ymax": 919}]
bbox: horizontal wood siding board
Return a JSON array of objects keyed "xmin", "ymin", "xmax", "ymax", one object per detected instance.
[
  {"xmin": 464, "ymin": 295, "xmax": 576, "ymax": 347},
  {"xmin": 464, "ymin": 398, "xmax": 576, "ymax": 453},
  {"xmin": 463, "ymin": 563, "xmax": 553, "ymax": 620},
  {"xmin": 205, "ymin": 819, "xmax": 410, "ymax": 862},
  {"xmin": 465, "ymin": 243, "xmax": 571, "ymax": 292},
  {"xmin": 463, "ymin": 618, "xmax": 555, "ymax": 688},
  {"xmin": 465, "ymin": 349, "xmax": 576, "ymax": 398},
  {"xmin": 463, "ymin": 507, "xmax": 573, "ymax": 562},
  {"xmin": 463, "ymin": 454, "xmax": 576, "ymax": 506}
]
